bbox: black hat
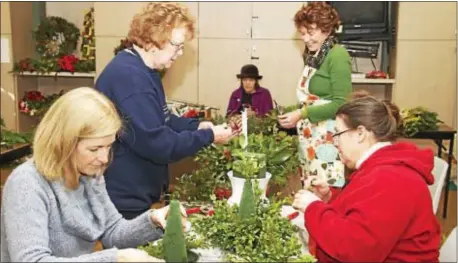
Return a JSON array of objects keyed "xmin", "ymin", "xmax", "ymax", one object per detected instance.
[{"xmin": 236, "ymin": 64, "xmax": 262, "ymax": 80}]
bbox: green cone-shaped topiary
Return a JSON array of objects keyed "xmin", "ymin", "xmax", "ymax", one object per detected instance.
[
  {"xmin": 238, "ymin": 179, "xmax": 256, "ymax": 219},
  {"xmin": 163, "ymin": 200, "xmax": 188, "ymax": 262}
]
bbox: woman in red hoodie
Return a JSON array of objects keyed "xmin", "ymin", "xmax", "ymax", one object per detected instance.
[{"xmin": 292, "ymin": 92, "xmax": 441, "ymax": 262}]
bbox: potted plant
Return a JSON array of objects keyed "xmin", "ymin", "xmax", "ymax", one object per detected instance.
[{"xmin": 227, "ymin": 152, "xmax": 271, "ymax": 206}]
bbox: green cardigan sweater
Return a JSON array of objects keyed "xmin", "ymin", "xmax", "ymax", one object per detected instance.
[{"xmin": 301, "ymin": 45, "xmax": 352, "ymax": 123}]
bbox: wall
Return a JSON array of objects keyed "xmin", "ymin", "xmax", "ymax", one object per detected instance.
[
  {"xmin": 92, "ymin": 2, "xmax": 456, "ymax": 126},
  {"xmin": 1, "ymin": 2, "xmax": 17, "ymax": 130},
  {"xmin": 394, "ymin": 2, "xmax": 457, "ymax": 128}
]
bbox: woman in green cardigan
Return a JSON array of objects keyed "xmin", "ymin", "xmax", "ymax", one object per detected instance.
[{"xmin": 279, "ymin": 2, "xmax": 352, "ymax": 188}]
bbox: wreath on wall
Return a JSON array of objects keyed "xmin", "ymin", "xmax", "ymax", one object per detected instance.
[
  {"xmin": 12, "ymin": 15, "xmax": 95, "ymax": 75},
  {"xmin": 34, "ymin": 16, "xmax": 80, "ymax": 58}
]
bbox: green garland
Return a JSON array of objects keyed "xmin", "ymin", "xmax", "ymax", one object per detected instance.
[
  {"xmin": 0, "ymin": 118, "xmax": 33, "ymax": 150},
  {"xmin": 34, "ymin": 16, "xmax": 80, "ymax": 58}
]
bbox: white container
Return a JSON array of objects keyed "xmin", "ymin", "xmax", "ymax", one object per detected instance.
[{"xmin": 227, "ymin": 170, "xmax": 272, "ymax": 206}]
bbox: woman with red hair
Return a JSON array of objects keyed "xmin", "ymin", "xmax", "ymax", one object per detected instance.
[{"xmin": 278, "ymin": 2, "xmax": 352, "ymax": 189}]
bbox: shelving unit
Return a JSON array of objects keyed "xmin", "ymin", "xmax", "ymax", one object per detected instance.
[
  {"xmin": 13, "ymin": 72, "xmax": 95, "ymax": 133},
  {"xmin": 17, "ymin": 71, "xmax": 96, "ymax": 78}
]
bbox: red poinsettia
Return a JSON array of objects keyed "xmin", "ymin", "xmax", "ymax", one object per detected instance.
[
  {"xmin": 214, "ymin": 187, "xmax": 232, "ymax": 200},
  {"xmin": 26, "ymin": 91, "xmax": 45, "ymax": 101},
  {"xmin": 58, "ymin": 55, "xmax": 79, "ymax": 72},
  {"xmin": 182, "ymin": 108, "xmax": 199, "ymax": 118}
]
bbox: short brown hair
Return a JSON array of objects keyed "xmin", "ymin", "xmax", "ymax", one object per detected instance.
[
  {"xmin": 336, "ymin": 91, "xmax": 401, "ymax": 142},
  {"xmin": 294, "ymin": 2, "xmax": 341, "ymax": 34},
  {"xmin": 127, "ymin": 2, "xmax": 195, "ymax": 50}
]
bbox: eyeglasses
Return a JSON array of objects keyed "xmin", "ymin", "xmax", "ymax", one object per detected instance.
[
  {"xmin": 332, "ymin": 129, "xmax": 352, "ymax": 142},
  {"xmin": 169, "ymin": 40, "xmax": 184, "ymax": 53}
]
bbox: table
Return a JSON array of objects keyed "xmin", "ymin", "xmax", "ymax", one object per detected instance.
[
  {"xmin": 0, "ymin": 143, "xmax": 32, "ymax": 165},
  {"xmin": 410, "ymin": 124, "xmax": 456, "ymax": 218}
]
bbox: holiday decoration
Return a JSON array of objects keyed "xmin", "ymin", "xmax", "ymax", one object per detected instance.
[
  {"xmin": 34, "ymin": 16, "xmax": 80, "ymax": 58},
  {"xmin": 238, "ymin": 179, "xmax": 256, "ymax": 219},
  {"xmin": 12, "ymin": 15, "xmax": 95, "ymax": 75},
  {"xmin": 80, "ymin": 8, "xmax": 95, "ymax": 61},
  {"xmin": 18, "ymin": 90, "xmax": 64, "ymax": 117},
  {"xmin": 163, "ymin": 200, "xmax": 188, "ymax": 262}
]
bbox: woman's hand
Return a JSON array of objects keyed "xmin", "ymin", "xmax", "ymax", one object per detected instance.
[
  {"xmin": 306, "ymin": 178, "xmax": 332, "ymax": 203},
  {"xmin": 278, "ymin": 109, "xmax": 302, "ymax": 129},
  {"xmin": 228, "ymin": 115, "xmax": 242, "ymax": 135},
  {"xmin": 150, "ymin": 204, "xmax": 187, "ymax": 230},
  {"xmin": 198, "ymin": 121, "xmax": 214, "ymax": 130},
  {"xmin": 292, "ymin": 189, "xmax": 321, "ymax": 213},
  {"xmin": 211, "ymin": 124, "xmax": 236, "ymax": 144},
  {"xmin": 117, "ymin": 248, "xmax": 164, "ymax": 262}
]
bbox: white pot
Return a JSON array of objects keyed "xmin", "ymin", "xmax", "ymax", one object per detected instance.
[{"xmin": 227, "ymin": 171, "xmax": 272, "ymax": 206}]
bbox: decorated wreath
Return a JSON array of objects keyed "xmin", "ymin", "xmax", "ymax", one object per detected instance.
[
  {"xmin": 12, "ymin": 15, "xmax": 95, "ymax": 75},
  {"xmin": 34, "ymin": 16, "xmax": 80, "ymax": 58}
]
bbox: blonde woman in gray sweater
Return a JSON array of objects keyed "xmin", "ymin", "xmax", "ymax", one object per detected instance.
[{"xmin": 0, "ymin": 87, "xmax": 179, "ymax": 262}]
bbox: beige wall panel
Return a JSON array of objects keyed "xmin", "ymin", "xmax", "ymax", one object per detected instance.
[
  {"xmin": 198, "ymin": 39, "xmax": 251, "ymax": 114},
  {"xmin": 250, "ymin": 39, "xmax": 304, "ymax": 107},
  {"xmin": 198, "ymin": 2, "xmax": 252, "ymax": 39},
  {"xmin": 46, "ymin": 2, "xmax": 94, "ymax": 29},
  {"xmin": 162, "ymin": 39, "xmax": 198, "ymax": 103},
  {"xmin": 95, "ymin": 2, "xmax": 144, "ymax": 37},
  {"xmin": 252, "ymin": 2, "xmax": 305, "ymax": 40},
  {"xmin": 1, "ymin": 2, "xmax": 15, "ymax": 130},
  {"xmin": 394, "ymin": 40, "xmax": 456, "ymax": 127},
  {"xmin": 95, "ymin": 2, "xmax": 197, "ymax": 38},
  {"xmin": 95, "ymin": 36, "xmax": 123, "ymax": 79},
  {"xmin": 1, "ymin": 57, "xmax": 17, "ymax": 130},
  {"xmin": 397, "ymin": 2, "xmax": 457, "ymax": 40},
  {"xmin": 1, "ymin": 2, "xmax": 11, "ymax": 34},
  {"xmin": 10, "ymin": 2, "xmax": 34, "ymax": 61}
]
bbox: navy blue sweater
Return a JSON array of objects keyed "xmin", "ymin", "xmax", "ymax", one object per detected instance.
[{"xmin": 95, "ymin": 50, "xmax": 214, "ymax": 213}]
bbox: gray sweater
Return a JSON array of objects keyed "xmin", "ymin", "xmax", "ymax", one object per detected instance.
[{"xmin": 1, "ymin": 159, "xmax": 163, "ymax": 262}]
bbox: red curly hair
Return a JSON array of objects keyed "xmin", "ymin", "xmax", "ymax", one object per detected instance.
[
  {"xmin": 294, "ymin": 2, "xmax": 341, "ymax": 35},
  {"xmin": 127, "ymin": 2, "xmax": 195, "ymax": 51}
]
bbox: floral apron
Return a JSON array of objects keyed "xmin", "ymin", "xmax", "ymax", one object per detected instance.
[{"xmin": 296, "ymin": 65, "xmax": 345, "ymax": 188}]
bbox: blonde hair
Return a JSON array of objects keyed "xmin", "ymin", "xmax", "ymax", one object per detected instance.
[
  {"xmin": 127, "ymin": 2, "xmax": 195, "ymax": 50},
  {"xmin": 33, "ymin": 87, "xmax": 122, "ymax": 189}
]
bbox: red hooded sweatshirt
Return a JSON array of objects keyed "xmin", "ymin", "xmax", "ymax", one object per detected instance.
[{"xmin": 304, "ymin": 142, "xmax": 441, "ymax": 262}]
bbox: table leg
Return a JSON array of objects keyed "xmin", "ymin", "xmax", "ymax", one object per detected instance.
[
  {"xmin": 436, "ymin": 139, "xmax": 443, "ymax": 158},
  {"xmin": 442, "ymin": 136, "xmax": 455, "ymax": 219}
]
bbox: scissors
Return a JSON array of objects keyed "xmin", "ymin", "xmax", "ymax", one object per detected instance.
[{"xmin": 274, "ymin": 100, "xmax": 284, "ymax": 115}]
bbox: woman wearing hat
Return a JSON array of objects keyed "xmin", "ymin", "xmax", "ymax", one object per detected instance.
[{"xmin": 226, "ymin": 64, "xmax": 274, "ymax": 117}]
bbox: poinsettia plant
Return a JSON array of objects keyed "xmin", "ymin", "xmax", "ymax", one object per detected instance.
[{"xmin": 18, "ymin": 90, "xmax": 64, "ymax": 117}]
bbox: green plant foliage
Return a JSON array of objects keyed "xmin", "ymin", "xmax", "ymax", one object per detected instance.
[
  {"xmin": 191, "ymin": 194, "xmax": 316, "ymax": 262},
  {"xmin": 0, "ymin": 118, "xmax": 33, "ymax": 149},
  {"xmin": 232, "ymin": 152, "xmax": 266, "ymax": 179},
  {"xmin": 34, "ymin": 16, "xmax": 80, "ymax": 58},
  {"xmin": 400, "ymin": 107, "xmax": 443, "ymax": 137}
]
